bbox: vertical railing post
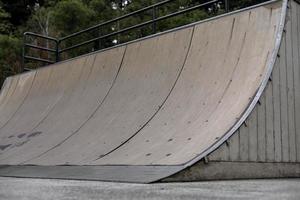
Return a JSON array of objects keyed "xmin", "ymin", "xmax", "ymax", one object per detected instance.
[
  {"xmin": 93, "ymin": 28, "xmax": 100, "ymax": 51},
  {"xmin": 22, "ymin": 33, "xmax": 27, "ymax": 72},
  {"xmin": 152, "ymin": 6, "xmax": 157, "ymax": 34},
  {"xmin": 117, "ymin": 21, "xmax": 120, "ymax": 45},
  {"xmin": 225, "ymin": 0, "xmax": 229, "ymax": 12},
  {"xmin": 56, "ymin": 40, "xmax": 60, "ymax": 62},
  {"xmin": 99, "ymin": 27, "xmax": 102, "ymax": 49}
]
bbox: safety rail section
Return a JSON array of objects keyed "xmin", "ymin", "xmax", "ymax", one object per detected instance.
[{"xmin": 23, "ymin": 0, "xmax": 229, "ymax": 71}]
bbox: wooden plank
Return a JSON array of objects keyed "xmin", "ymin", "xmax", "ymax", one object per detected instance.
[
  {"xmin": 265, "ymin": 79, "xmax": 275, "ymax": 162},
  {"xmin": 248, "ymin": 107, "xmax": 258, "ymax": 161},
  {"xmin": 294, "ymin": 0, "xmax": 300, "ymax": 162},
  {"xmin": 229, "ymin": 130, "xmax": 240, "ymax": 161},
  {"xmin": 279, "ymin": 31, "xmax": 290, "ymax": 162},
  {"xmin": 257, "ymin": 92, "xmax": 266, "ymax": 162},
  {"xmin": 286, "ymin": 1, "xmax": 297, "ymax": 162},
  {"xmin": 239, "ymin": 119, "xmax": 249, "ymax": 161},
  {"xmin": 272, "ymin": 57, "xmax": 282, "ymax": 162},
  {"xmin": 208, "ymin": 142, "xmax": 229, "ymax": 161}
]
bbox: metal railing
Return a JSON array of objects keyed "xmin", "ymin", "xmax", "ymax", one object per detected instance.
[
  {"xmin": 23, "ymin": 0, "xmax": 229, "ymax": 71},
  {"xmin": 23, "ymin": 32, "xmax": 59, "ymax": 71}
]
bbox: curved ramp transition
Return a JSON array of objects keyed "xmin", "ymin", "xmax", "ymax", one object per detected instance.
[{"xmin": 0, "ymin": 0, "xmax": 295, "ymax": 183}]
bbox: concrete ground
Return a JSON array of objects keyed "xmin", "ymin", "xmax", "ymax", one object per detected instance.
[{"xmin": 0, "ymin": 177, "xmax": 299, "ymax": 200}]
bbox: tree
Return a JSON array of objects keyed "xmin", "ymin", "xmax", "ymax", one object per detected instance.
[
  {"xmin": 0, "ymin": 35, "xmax": 22, "ymax": 85},
  {"xmin": 1, "ymin": 0, "xmax": 38, "ymax": 26},
  {"xmin": 89, "ymin": 0, "xmax": 117, "ymax": 23},
  {"xmin": 229, "ymin": 0, "xmax": 268, "ymax": 10},
  {"xmin": 0, "ymin": 3, "xmax": 11, "ymax": 35},
  {"xmin": 52, "ymin": 0, "xmax": 94, "ymax": 36}
]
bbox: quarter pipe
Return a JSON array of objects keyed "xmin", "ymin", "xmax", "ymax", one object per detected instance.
[{"xmin": 0, "ymin": 0, "xmax": 299, "ymax": 183}]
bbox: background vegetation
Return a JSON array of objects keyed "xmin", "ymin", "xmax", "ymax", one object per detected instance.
[{"xmin": 0, "ymin": 0, "xmax": 267, "ymax": 86}]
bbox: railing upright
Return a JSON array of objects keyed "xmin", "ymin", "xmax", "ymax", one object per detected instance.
[
  {"xmin": 56, "ymin": 40, "xmax": 60, "ymax": 62},
  {"xmin": 23, "ymin": 32, "xmax": 60, "ymax": 71},
  {"xmin": 225, "ymin": 0, "xmax": 229, "ymax": 12},
  {"xmin": 152, "ymin": 6, "xmax": 157, "ymax": 34}
]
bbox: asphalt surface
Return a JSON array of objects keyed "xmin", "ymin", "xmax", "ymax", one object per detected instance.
[{"xmin": 0, "ymin": 177, "xmax": 299, "ymax": 200}]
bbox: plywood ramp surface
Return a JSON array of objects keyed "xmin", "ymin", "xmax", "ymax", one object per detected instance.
[
  {"xmin": 0, "ymin": 47, "xmax": 126, "ymax": 163},
  {"xmin": 0, "ymin": 78, "xmax": 14, "ymax": 106},
  {"xmin": 0, "ymin": 0, "xmax": 289, "ymax": 183},
  {"xmin": 94, "ymin": 1, "xmax": 283, "ymax": 165},
  {"xmin": 28, "ymin": 28, "xmax": 193, "ymax": 165}
]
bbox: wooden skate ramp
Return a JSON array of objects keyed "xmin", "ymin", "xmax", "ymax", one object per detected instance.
[{"xmin": 0, "ymin": 0, "xmax": 288, "ymax": 183}]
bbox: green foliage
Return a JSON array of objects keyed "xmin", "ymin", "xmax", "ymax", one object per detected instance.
[
  {"xmin": 89, "ymin": 0, "xmax": 116, "ymax": 23},
  {"xmin": 40, "ymin": 0, "xmax": 60, "ymax": 8},
  {"xmin": 229, "ymin": 0, "xmax": 267, "ymax": 10},
  {"xmin": 52, "ymin": 0, "xmax": 94, "ymax": 36},
  {"xmin": 27, "ymin": 7, "xmax": 53, "ymax": 35},
  {"xmin": 0, "ymin": 5, "xmax": 11, "ymax": 34},
  {"xmin": 1, "ymin": 0, "xmax": 38, "ymax": 26},
  {"xmin": 0, "ymin": 34, "xmax": 22, "ymax": 85}
]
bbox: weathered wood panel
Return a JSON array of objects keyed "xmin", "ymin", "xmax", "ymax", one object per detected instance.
[
  {"xmin": 248, "ymin": 107, "xmax": 258, "ymax": 161},
  {"xmin": 229, "ymin": 129, "xmax": 240, "ymax": 161},
  {"xmin": 239, "ymin": 120, "xmax": 249, "ymax": 161},
  {"xmin": 273, "ymin": 56, "xmax": 283, "ymax": 162},
  {"xmin": 294, "ymin": 0, "xmax": 300, "ymax": 162},
  {"xmin": 257, "ymin": 91, "xmax": 267, "ymax": 162},
  {"xmin": 209, "ymin": 0, "xmax": 300, "ymax": 163},
  {"xmin": 280, "ymin": 27, "xmax": 290, "ymax": 162},
  {"xmin": 265, "ymin": 79, "xmax": 275, "ymax": 162},
  {"xmin": 286, "ymin": 2, "xmax": 297, "ymax": 162}
]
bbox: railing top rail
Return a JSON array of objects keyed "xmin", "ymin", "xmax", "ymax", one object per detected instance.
[
  {"xmin": 60, "ymin": 0, "xmax": 174, "ymax": 41},
  {"xmin": 25, "ymin": 44, "xmax": 57, "ymax": 52},
  {"xmin": 24, "ymin": 32, "xmax": 59, "ymax": 42},
  {"xmin": 59, "ymin": 0, "xmax": 219, "ymax": 53},
  {"xmin": 23, "ymin": 0, "xmax": 228, "ymax": 69},
  {"xmin": 24, "ymin": 55, "xmax": 55, "ymax": 64}
]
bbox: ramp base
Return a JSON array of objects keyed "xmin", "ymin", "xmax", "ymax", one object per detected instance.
[
  {"xmin": 163, "ymin": 161, "xmax": 300, "ymax": 182},
  {"xmin": 0, "ymin": 165, "xmax": 183, "ymax": 183}
]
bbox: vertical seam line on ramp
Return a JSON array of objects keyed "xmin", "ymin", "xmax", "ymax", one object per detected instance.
[
  {"xmin": 21, "ymin": 46, "xmax": 128, "ymax": 164},
  {"xmin": 27, "ymin": 55, "xmax": 91, "ymax": 133},
  {"xmin": 0, "ymin": 65, "xmax": 55, "ymax": 134},
  {"xmin": 0, "ymin": 71, "xmax": 38, "ymax": 131},
  {"xmin": 0, "ymin": 79, "xmax": 10, "ymax": 106},
  {"xmin": 94, "ymin": 13, "xmax": 247, "ymax": 164},
  {"xmin": 0, "ymin": 59, "xmax": 76, "ymax": 138},
  {"xmin": 0, "ymin": 77, "xmax": 20, "ymax": 121},
  {"xmin": 14, "ymin": 56, "xmax": 90, "ymax": 164},
  {"xmin": 0, "ymin": 79, "xmax": 13, "ymax": 108},
  {"xmin": 91, "ymin": 26, "xmax": 196, "ymax": 162},
  {"xmin": 0, "ymin": 59, "xmax": 85, "ymax": 163},
  {"xmin": 25, "ymin": 26, "xmax": 194, "ymax": 164}
]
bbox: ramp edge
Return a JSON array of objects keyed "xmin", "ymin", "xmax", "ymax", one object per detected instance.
[
  {"xmin": 163, "ymin": 161, "xmax": 300, "ymax": 182},
  {"xmin": 0, "ymin": 165, "xmax": 184, "ymax": 183}
]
